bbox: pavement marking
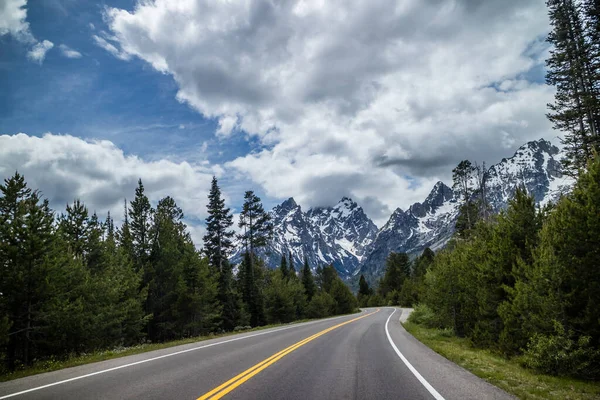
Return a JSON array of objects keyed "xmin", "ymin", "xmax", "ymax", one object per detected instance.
[
  {"xmin": 0, "ymin": 313, "xmax": 360, "ymax": 400},
  {"xmin": 385, "ymin": 308, "xmax": 445, "ymax": 400},
  {"xmin": 197, "ymin": 309, "xmax": 381, "ymax": 400}
]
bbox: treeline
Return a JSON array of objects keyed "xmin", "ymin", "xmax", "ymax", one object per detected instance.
[
  {"xmin": 363, "ymin": 155, "xmax": 600, "ymax": 380},
  {"xmin": 0, "ymin": 175, "xmax": 356, "ymax": 373},
  {"xmin": 415, "ymin": 156, "xmax": 600, "ymax": 380}
]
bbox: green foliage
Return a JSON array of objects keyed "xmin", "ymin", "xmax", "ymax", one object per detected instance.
[
  {"xmin": 238, "ymin": 191, "xmax": 272, "ymax": 255},
  {"xmin": 523, "ymin": 321, "xmax": 600, "ymax": 379},
  {"xmin": 300, "ymin": 257, "xmax": 317, "ymax": 301},
  {"xmin": 379, "ymin": 252, "xmax": 410, "ymax": 298},
  {"xmin": 418, "ymin": 156, "xmax": 600, "ymax": 379},
  {"xmin": 305, "ymin": 292, "xmax": 336, "ymax": 319},
  {"xmin": 546, "ymin": 0, "xmax": 600, "ymax": 174},
  {"xmin": 407, "ymin": 304, "xmax": 439, "ymax": 328},
  {"xmin": 203, "ymin": 176, "xmax": 235, "ymax": 273}
]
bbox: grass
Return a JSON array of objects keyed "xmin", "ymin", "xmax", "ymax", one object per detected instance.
[
  {"xmin": 0, "ymin": 313, "xmax": 358, "ymax": 383},
  {"xmin": 403, "ymin": 322, "xmax": 600, "ymax": 400}
]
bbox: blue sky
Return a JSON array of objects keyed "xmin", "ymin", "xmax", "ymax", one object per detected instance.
[{"xmin": 0, "ymin": 0, "xmax": 557, "ymax": 244}]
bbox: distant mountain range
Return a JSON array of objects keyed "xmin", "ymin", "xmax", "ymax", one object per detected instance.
[{"xmin": 231, "ymin": 139, "xmax": 574, "ymax": 282}]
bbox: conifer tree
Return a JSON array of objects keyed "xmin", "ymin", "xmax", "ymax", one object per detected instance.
[
  {"xmin": 301, "ymin": 257, "xmax": 317, "ymax": 301},
  {"xmin": 288, "ymin": 250, "xmax": 296, "ymax": 277},
  {"xmin": 203, "ymin": 176, "xmax": 235, "ymax": 273},
  {"xmin": 546, "ymin": 0, "xmax": 600, "ymax": 174},
  {"xmin": 119, "ymin": 199, "xmax": 134, "ymax": 260},
  {"xmin": 279, "ymin": 254, "xmax": 289, "ymax": 279},
  {"xmin": 452, "ymin": 160, "xmax": 477, "ymax": 235},
  {"xmin": 0, "ymin": 173, "xmax": 54, "ymax": 369},
  {"xmin": 129, "ymin": 179, "xmax": 153, "ymax": 265},
  {"xmin": 59, "ymin": 199, "xmax": 90, "ymax": 259},
  {"xmin": 238, "ymin": 190, "xmax": 272, "ymax": 264}
]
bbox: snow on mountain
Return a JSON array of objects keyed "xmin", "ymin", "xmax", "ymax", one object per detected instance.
[
  {"xmin": 230, "ymin": 138, "xmax": 574, "ymax": 282},
  {"xmin": 230, "ymin": 197, "xmax": 378, "ymax": 279},
  {"xmin": 357, "ymin": 138, "xmax": 574, "ymax": 280}
]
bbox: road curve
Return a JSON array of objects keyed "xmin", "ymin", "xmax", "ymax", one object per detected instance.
[{"xmin": 0, "ymin": 308, "xmax": 513, "ymax": 400}]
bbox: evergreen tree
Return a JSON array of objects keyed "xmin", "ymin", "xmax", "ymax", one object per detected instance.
[
  {"xmin": 288, "ymin": 250, "xmax": 296, "ymax": 278},
  {"xmin": 301, "ymin": 257, "xmax": 317, "ymax": 301},
  {"xmin": 357, "ymin": 274, "xmax": 372, "ymax": 307},
  {"xmin": 452, "ymin": 160, "xmax": 477, "ymax": 236},
  {"xmin": 203, "ymin": 176, "xmax": 235, "ymax": 273},
  {"xmin": 59, "ymin": 199, "xmax": 89, "ymax": 259},
  {"xmin": 379, "ymin": 252, "xmax": 411, "ymax": 300},
  {"xmin": 546, "ymin": 0, "xmax": 600, "ymax": 174},
  {"xmin": 238, "ymin": 191, "xmax": 272, "ymax": 262},
  {"xmin": 238, "ymin": 252, "xmax": 265, "ymax": 327},
  {"xmin": 279, "ymin": 254, "xmax": 289, "ymax": 279},
  {"xmin": 510, "ymin": 156, "xmax": 600, "ymax": 365},
  {"xmin": 129, "ymin": 179, "xmax": 153, "ymax": 266},
  {"xmin": 119, "ymin": 199, "xmax": 134, "ymax": 260},
  {"xmin": 0, "ymin": 173, "xmax": 55, "ymax": 369}
]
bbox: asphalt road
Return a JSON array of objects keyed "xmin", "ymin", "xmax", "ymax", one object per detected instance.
[{"xmin": 0, "ymin": 308, "xmax": 514, "ymax": 400}]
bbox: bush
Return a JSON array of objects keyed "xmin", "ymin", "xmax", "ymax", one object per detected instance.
[
  {"xmin": 305, "ymin": 292, "xmax": 336, "ymax": 319},
  {"xmin": 523, "ymin": 321, "xmax": 600, "ymax": 379},
  {"xmin": 407, "ymin": 304, "xmax": 440, "ymax": 329}
]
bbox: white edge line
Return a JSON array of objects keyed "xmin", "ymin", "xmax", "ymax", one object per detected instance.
[
  {"xmin": 385, "ymin": 308, "xmax": 445, "ymax": 400},
  {"xmin": 0, "ymin": 313, "xmax": 356, "ymax": 399}
]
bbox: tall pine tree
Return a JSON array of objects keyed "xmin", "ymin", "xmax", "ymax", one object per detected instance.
[{"xmin": 203, "ymin": 176, "xmax": 235, "ymax": 273}]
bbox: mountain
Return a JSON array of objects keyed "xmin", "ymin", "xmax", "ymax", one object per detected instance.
[
  {"xmin": 230, "ymin": 138, "xmax": 574, "ymax": 282},
  {"xmin": 357, "ymin": 138, "xmax": 574, "ymax": 280},
  {"xmin": 230, "ymin": 197, "xmax": 378, "ymax": 278}
]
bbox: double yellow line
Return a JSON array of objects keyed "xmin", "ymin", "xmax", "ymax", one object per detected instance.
[{"xmin": 197, "ymin": 309, "xmax": 380, "ymax": 400}]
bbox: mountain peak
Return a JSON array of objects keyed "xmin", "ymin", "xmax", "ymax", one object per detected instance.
[{"xmin": 280, "ymin": 197, "xmax": 298, "ymax": 209}]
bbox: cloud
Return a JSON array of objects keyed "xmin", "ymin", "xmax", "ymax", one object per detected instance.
[
  {"xmin": 27, "ymin": 39, "xmax": 54, "ymax": 63},
  {"xmin": 59, "ymin": 44, "xmax": 82, "ymax": 59},
  {"xmin": 92, "ymin": 34, "xmax": 131, "ymax": 60},
  {"xmin": 0, "ymin": 0, "xmax": 32, "ymax": 41},
  {"xmin": 101, "ymin": 0, "xmax": 556, "ymax": 225},
  {"xmin": 1, "ymin": 0, "xmax": 55, "ymax": 63},
  {"xmin": 0, "ymin": 133, "xmax": 220, "ymax": 246}
]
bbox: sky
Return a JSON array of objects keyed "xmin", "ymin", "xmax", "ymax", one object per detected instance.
[{"xmin": 0, "ymin": 0, "xmax": 559, "ymax": 245}]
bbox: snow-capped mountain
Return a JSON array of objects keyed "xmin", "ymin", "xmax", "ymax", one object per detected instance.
[
  {"xmin": 357, "ymin": 138, "xmax": 574, "ymax": 280},
  {"xmin": 231, "ymin": 138, "xmax": 574, "ymax": 282},
  {"xmin": 230, "ymin": 197, "xmax": 378, "ymax": 278}
]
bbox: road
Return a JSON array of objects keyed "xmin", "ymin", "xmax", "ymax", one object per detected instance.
[{"xmin": 0, "ymin": 308, "xmax": 513, "ymax": 400}]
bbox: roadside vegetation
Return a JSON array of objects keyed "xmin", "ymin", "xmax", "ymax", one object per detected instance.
[
  {"xmin": 0, "ymin": 174, "xmax": 356, "ymax": 379},
  {"xmin": 404, "ymin": 319, "xmax": 600, "ymax": 400}
]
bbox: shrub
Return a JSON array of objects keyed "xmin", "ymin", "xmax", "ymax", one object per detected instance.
[
  {"xmin": 523, "ymin": 321, "xmax": 600, "ymax": 379},
  {"xmin": 407, "ymin": 304, "xmax": 440, "ymax": 328}
]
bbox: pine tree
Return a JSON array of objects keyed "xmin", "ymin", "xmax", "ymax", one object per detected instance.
[
  {"xmin": 288, "ymin": 250, "xmax": 296, "ymax": 277},
  {"xmin": 279, "ymin": 254, "xmax": 289, "ymax": 279},
  {"xmin": 546, "ymin": 0, "xmax": 600, "ymax": 174},
  {"xmin": 203, "ymin": 176, "xmax": 235, "ymax": 273},
  {"xmin": 59, "ymin": 199, "xmax": 90, "ymax": 259},
  {"xmin": 238, "ymin": 190, "xmax": 272, "ymax": 263},
  {"xmin": 301, "ymin": 257, "xmax": 317, "ymax": 301},
  {"xmin": 0, "ymin": 173, "xmax": 55, "ymax": 369},
  {"xmin": 119, "ymin": 199, "xmax": 134, "ymax": 260},
  {"xmin": 452, "ymin": 160, "xmax": 477, "ymax": 236},
  {"xmin": 129, "ymin": 179, "xmax": 153, "ymax": 265}
]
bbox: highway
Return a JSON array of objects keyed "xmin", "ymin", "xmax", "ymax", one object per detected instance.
[{"xmin": 0, "ymin": 308, "xmax": 513, "ymax": 400}]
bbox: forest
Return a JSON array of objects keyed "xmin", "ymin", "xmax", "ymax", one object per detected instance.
[
  {"xmin": 0, "ymin": 175, "xmax": 356, "ymax": 373},
  {"xmin": 357, "ymin": 0, "xmax": 600, "ymax": 380}
]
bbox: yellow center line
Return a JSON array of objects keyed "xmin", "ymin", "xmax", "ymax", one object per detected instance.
[{"xmin": 197, "ymin": 309, "xmax": 380, "ymax": 400}]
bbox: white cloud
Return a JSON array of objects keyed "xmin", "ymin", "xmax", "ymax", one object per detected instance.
[
  {"xmin": 27, "ymin": 39, "xmax": 54, "ymax": 63},
  {"xmin": 92, "ymin": 34, "xmax": 131, "ymax": 61},
  {"xmin": 1, "ymin": 0, "xmax": 55, "ymax": 63},
  {"xmin": 0, "ymin": 133, "xmax": 221, "ymax": 246},
  {"xmin": 101, "ymin": 0, "xmax": 556, "ymax": 224},
  {"xmin": 59, "ymin": 44, "xmax": 82, "ymax": 59},
  {"xmin": 0, "ymin": 0, "xmax": 32, "ymax": 41}
]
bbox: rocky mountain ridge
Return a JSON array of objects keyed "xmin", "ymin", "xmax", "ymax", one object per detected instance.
[{"xmin": 231, "ymin": 139, "xmax": 574, "ymax": 281}]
